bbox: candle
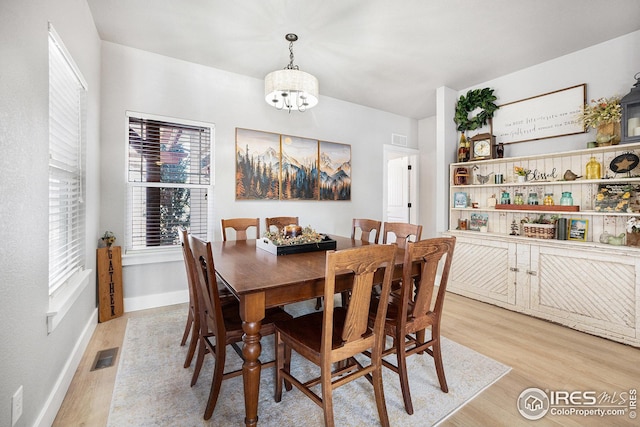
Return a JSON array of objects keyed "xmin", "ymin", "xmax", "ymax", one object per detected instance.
[
  {"xmin": 634, "ymin": 126, "xmax": 640, "ymax": 137},
  {"xmin": 629, "ymin": 117, "xmax": 640, "ymax": 135}
]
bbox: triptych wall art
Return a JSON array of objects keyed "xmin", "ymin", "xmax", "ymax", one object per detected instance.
[{"xmin": 235, "ymin": 128, "xmax": 351, "ymax": 201}]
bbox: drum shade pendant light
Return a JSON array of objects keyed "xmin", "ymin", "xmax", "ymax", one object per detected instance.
[{"xmin": 265, "ymin": 34, "xmax": 318, "ymax": 113}]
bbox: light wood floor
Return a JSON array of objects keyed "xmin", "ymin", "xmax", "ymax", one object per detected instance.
[{"xmin": 53, "ymin": 293, "xmax": 640, "ymax": 426}]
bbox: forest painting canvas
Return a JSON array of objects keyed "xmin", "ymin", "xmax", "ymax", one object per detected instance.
[
  {"xmin": 281, "ymin": 135, "xmax": 319, "ymax": 200},
  {"xmin": 235, "ymin": 128, "xmax": 280, "ymax": 200},
  {"xmin": 320, "ymin": 141, "xmax": 351, "ymax": 200},
  {"xmin": 235, "ymin": 128, "xmax": 351, "ymax": 201}
]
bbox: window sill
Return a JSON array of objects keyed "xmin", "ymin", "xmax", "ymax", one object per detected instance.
[
  {"xmin": 47, "ymin": 268, "xmax": 92, "ymax": 334},
  {"xmin": 122, "ymin": 248, "xmax": 182, "ymax": 266}
]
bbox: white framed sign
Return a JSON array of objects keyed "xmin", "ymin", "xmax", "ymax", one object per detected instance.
[{"xmin": 491, "ymin": 84, "xmax": 586, "ymax": 144}]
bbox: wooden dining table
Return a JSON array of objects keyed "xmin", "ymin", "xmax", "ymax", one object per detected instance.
[{"xmin": 210, "ymin": 235, "xmax": 407, "ymax": 427}]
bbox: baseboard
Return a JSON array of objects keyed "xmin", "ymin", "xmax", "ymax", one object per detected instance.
[
  {"xmin": 34, "ymin": 308, "xmax": 98, "ymax": 427},
  {"xmin": 123, "ymin": 289, "xmax": 189, "ymax": 312}
]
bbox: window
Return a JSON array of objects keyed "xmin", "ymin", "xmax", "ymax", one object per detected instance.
[
  {"xmin": 48, "ymin": 24, "xmax": 87, "ymax": 294},
  {"xmin": 127, "ymin": 113, "xmax": 212, "ymax": 251}
]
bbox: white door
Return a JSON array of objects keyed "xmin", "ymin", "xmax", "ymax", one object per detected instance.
[
  {"xmin": 383, "ymin": 145, "xmax": 418, "ymax": 224},
  {"xmin": 387, "ymin": 156, "xmax": 409, "ymax": 222}
]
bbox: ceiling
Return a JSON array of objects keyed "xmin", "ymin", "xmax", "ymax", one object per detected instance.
[{"xmin": 86, "ymin": 0, "xmax": 640, "ymax": 119}]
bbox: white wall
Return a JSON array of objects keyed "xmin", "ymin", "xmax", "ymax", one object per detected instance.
[
  {"xmin": 99, "ymin": 41, "xmax": 418, "ymax": 307},
  {"xmin": 0, "ymin": 1, "xmax": 101, "ymax": 426}
]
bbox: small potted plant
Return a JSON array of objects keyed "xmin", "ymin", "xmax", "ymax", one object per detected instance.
[
  {"xmin": 514, "ymin": 166, "xmax": 528, "ymax": 183},
  {"xmin": 583, "ymin": 96, "xmax": 622, "ymax": 146},
  {"xmin": 101, "ymin": 231, "xmax": 116, "ymax": 248},
  {"xmin": 626, "ymin": 217, "xmax": 640, "ymax": 246}
]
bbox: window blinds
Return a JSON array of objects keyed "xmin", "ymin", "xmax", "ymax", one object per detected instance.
[
  {"xmin": 127, "ymin": 115, "xmax": 211, "ymax": 250},
  {"xmin": 48, "ymin": 25, "xmax": 87, "ymax": 293}
]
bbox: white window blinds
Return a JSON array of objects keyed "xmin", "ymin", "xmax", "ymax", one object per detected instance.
[
  {"xmin": 127, "ymin": 114, "xmax": 211, "ymax": 250},
  {"xmin": 48, "ymin": 25, "xmax": 87, "ymax": 294}
]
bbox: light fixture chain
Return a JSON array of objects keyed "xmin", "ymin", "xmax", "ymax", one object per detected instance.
[{"xmin": 286, "ymin": 40, "xmax": 299, "ymax": 70}]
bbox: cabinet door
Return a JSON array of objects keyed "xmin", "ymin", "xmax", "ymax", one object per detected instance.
[
  {"xmin": 530, "ymin": 245, "xmax": 638, "ymax": 340},
  {"xmin": 448, "ymin": 236, "xmax": 517, "ymax": 306}
]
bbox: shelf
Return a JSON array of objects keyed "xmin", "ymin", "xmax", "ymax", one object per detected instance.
[
  {"xmin": 495, "ymin": 204, "xmax": 579, "ymax": 212},
  {"xmin": 451, "ymin": 176, "xmax": 640, "ymax": 189},
  {"xmin": 451, "ymin": 207, "xmax": 640, "ymax": 217},
  {"xmin": 450, "ymin": 141, "xmax": 640, "ymax": 167}
]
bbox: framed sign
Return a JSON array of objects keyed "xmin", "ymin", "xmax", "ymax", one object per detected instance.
[
  {"xmin": 568, "ymin": 218, "xmax": 588, "ymax": 242},
  {"xmin": 491, "ymin": 84, "xmax": 586, "ymax": 145}
]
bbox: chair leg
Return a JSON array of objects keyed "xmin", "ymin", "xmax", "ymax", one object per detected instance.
[
  {"xmin": 415, "ymin": 329, "xmax": 426, "ymax": 354},
  {"xmin": 180, "ymin": 309, "xmax": 193, "ymax": 346},
  {"xmin": 274, "ymin": 331, "xmax": 284, "ymax": 402},
  {"xmin": 432, "ymin": 338, "xmax": 448, "ymax": 393},
  {"xmin": 321, "ymin": 365, "xmax": 335, "ymax": 427},
  {"xmin": 203, "ymin": 345, "xmax": 226, "ymax": 420},
  {"xmin": 183, "ymin": 318, "xmax": 198, "ymax": 368},
  {"xmin": 191, "ymin": 336, "xmax": 206, "ymax": 386},
  {"xmin": 396, "ymin": 336, "xmax": 414, "ymax": 415},
  {"xmin": 372, "ymin": 365, "xmax": 390, "ymax": 427},
  {"xmin": 315, "ymin": 296, "xmax": 322, "ymax": 310}
]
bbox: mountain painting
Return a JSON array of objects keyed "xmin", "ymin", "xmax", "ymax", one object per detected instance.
[
  {"xmin": 235, "ymin": 128, "xmax": 350, "ymax": 201},
  {"xmin": 319, "ymin": 141, "xmax": 351, "ymax": 200},
  {"xmin": 235, "ymin": 128, "xmax": 280, "ymax": 200},
  {"xmin": 281, "ymin": 135, "xmax": 318, "ymax": 200}
]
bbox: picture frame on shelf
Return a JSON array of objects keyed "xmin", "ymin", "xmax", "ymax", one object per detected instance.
[
  {"xmin": 469, "ymin": 212, "xmax": 489, "ymax": 231},
  {"xmin": 453, "ymin": 192, "xmax": 468, "ymax": 208},
  {"xmin": 568, "ymin": 218, "xmax": 588, "ymax": 242},
  {"xmin": 469, "ymin": 133, "xmax": 495, "ymax": 161}
]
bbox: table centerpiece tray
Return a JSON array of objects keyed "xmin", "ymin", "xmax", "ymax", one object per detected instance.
[{"xmin": 256, "ymin": 234, "xmax": 337, "ymax": 255}]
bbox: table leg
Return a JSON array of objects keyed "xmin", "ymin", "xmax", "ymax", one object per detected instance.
[{"xmin": 239, "ymin": 293, "xmax": 266, "ymax": 427}]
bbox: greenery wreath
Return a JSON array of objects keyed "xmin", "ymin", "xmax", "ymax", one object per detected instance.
[{"xmin": 454, "ymin": 88, "xmax": 499, "ymax": 132}]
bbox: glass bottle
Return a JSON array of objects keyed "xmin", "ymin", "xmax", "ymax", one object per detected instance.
[
  {"xmin": 457, "ymin": 133, "xmax": 467, "ymax": 163},
  {"xmin": 560, "ymin": 191, "xmax": 573, "ymax": 206},
  {"xmin": 500, "ymin": 191, "xmax": 511, "ymax": 204},
  {"xmin": 543, "ymin": 193, "xmax": 555, "ymax": 205},
  {"xmin": 527, "ymin": 192, "xmax": 539, "ymax": 205},
  {"xmin": 585, "ymin": 156, "xmax": 602, "ymax": 180},
  {"xmin": 514, "ymin": 192, "xmax": 524, "ymax": 205}
]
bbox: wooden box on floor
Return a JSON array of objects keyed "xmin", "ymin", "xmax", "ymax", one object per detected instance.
[{"xmin": 97, "ymin": 246, "xmax": 124, "ymax": 322}]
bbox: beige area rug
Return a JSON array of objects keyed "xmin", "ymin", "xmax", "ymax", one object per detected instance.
[{"xmin": 108, "ymin": 301, "xmax": 510, "ymax": 426}]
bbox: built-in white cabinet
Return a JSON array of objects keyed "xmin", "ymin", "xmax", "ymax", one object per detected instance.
[{"xmin": 447, "ymin": 143, "xmax": 640, "ymax": 347}]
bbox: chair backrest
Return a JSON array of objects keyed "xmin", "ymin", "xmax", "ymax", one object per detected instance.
[
  {"xmin": 265, "ymin": 216, "xmax": 299, "ymax": 233},
  {"xmin": 382, "ymin": 222, "xmax": 423, "ymax": 249},
  {"xmin": 221, "ymin": 218, "xmax": 260, "ymax": 241},
  {"xmin": 188, "ymin": 234, "xmax": 227, "ymax": 340},
  {"xmin": 178, "ymin": 228, "xmax": 199, "ymax": 314},
  {"xmin": 322, "ymin": 244, "xmax": 397, "ymax": 360},
  {"xmin": 351, "ymin": 218, "xmax": 382, "ymax": 244},
  {"xmin": 400, "ymin": 237, "xmax": 456, "ymax": 333}
]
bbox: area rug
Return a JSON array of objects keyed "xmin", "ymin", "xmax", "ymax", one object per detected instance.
[{"xmin": 108, "ymin": 302, "xmax": 510, "ymax": 426}]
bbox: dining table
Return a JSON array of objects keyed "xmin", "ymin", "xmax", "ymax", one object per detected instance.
[{"xmin": 210, "ymin": 235, "xmax": 409, "ymax": 427}]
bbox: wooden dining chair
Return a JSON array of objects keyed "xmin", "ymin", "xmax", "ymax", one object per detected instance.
[
  {"xmin": 178, "ymin": 228, "xmax": 237, "ymax": 369},
  {"xmin": 381, "ymin": 222, "xmax": 423, "ymax": 249},
  {"xmin": 188, "ymin": 234, "xmax": 292, "ymax": 420},
  {"xmin": 221, "ymin": 217, "xmax": 260, "ymax": 241},
  {"xmin": 274, "ymin": 244, "xmax": 397, "ymax": 427},
  {"xmin": 351, "ymin": 218, "xmax": 382, "ymax": 244},
  {"xmin": 367, "ymin": 236, "xmax": 456, "ymax": 415},
  {"xmin": 265, "ymin": 216, "xmax": 299, "ymax": 233}
]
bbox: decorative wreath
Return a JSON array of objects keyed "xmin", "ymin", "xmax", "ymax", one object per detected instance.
[{"xmin": 454, "ymin": 88, "xmax": 499, "ymax": 132}]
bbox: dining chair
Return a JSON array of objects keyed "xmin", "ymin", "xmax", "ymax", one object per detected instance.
[
  {"xmin": 188, "ymin": 234, "xmax": 292, "ymax": 420},
  {"xmin": 351, "ymin": 218, "xmax": 382, "ymax": 244},
  {"xmin": 381, "ymin": 222, "xmax": 423, "ymax": 249},
  {"xmin": 265, "ymin": 216, "xmax": 299, "ymax": 234},
  {"xmin": 221, "ymin": 217, "xmax": 260, "ymax": 241},
  {"xmin": 178, "ymin": 228, "xmax": 237, "ymax": 369},
  {"xmin": 274, "ymin": 244, "xmax": 397, "ymax": 427},
  {"xmin": 367, "ymin": 236, "xmax": 456, "ymax": 415}
]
